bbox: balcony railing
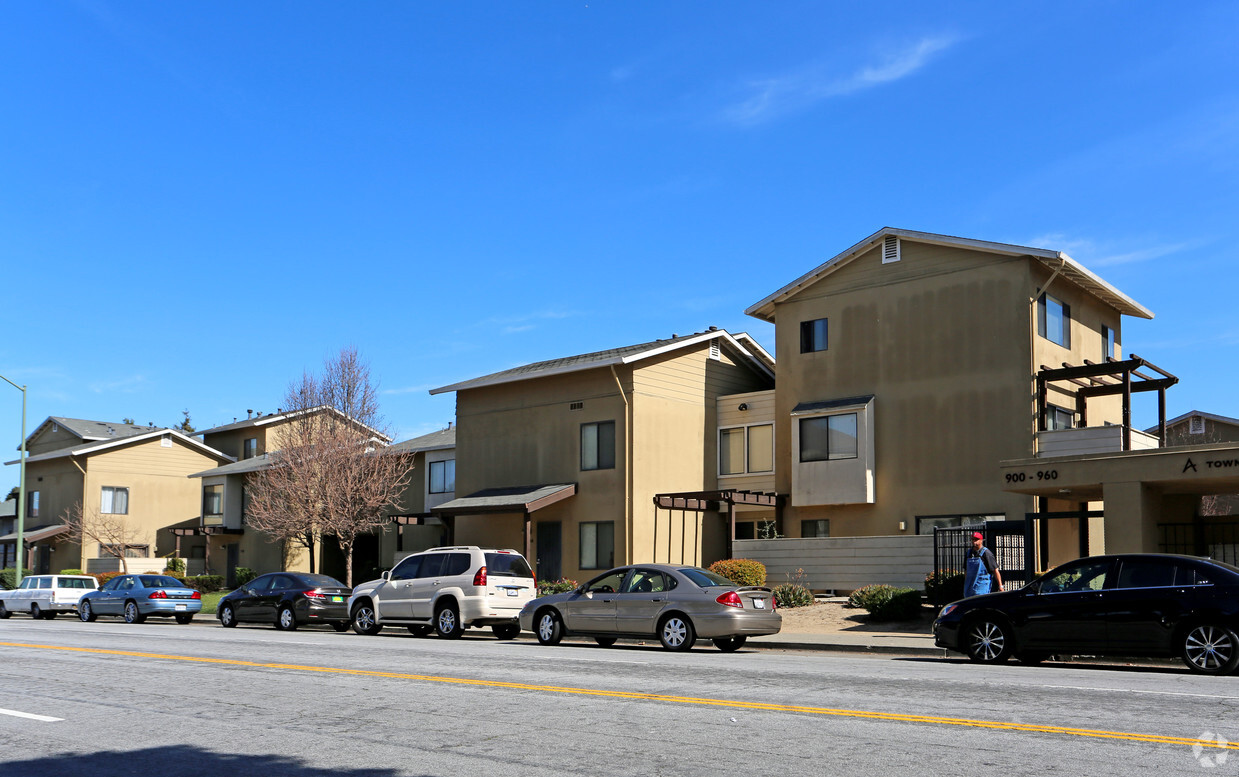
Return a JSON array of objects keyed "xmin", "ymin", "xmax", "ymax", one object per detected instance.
[{"xmin": 1036, "ymin": 426, "xmax": 1159, "ymax": 458}]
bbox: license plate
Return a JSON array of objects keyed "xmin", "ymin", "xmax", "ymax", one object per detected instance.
[
  {"xmin": 175, "ymin": 604, "xmax": 187, "ymax": 611},
  {"xmin": 506, "ymin": 589, "xmax": 518, "ymax": 596},
  {"xmin": 753, "ymin": 598, "xmax": 766, "ymax": 609},
  {"xmin": 331, "ymin": 596, "xmax": 344, "ymax": 602}
]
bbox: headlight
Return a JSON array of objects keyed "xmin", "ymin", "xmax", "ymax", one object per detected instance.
[{"xmin": 939, "ymin": 604, "xmax": 957, "ymax": 618}]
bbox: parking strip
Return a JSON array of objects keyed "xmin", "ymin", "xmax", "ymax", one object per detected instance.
[{"xmin": 3, "ymin": 640, "xmax": 1235, "ymax": 752}]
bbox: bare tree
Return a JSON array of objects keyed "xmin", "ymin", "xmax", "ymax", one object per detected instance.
[
  {"xmin": 244, "ymin": 348, "xmax": 412, "ymax": 584},
  {"xmin": 60, "ymin": 501, "xmax": 142, "ymax": 574}
]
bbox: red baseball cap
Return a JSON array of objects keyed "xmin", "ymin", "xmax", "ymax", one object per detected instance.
[{"xmin": 971, "ymin": 532, "xmax": 984, "ymax": 540}]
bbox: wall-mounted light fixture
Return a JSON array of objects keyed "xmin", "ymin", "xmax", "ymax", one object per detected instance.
[{"xmin": 738, "ymin": 403, "xmax": 749, "ymax": 411}]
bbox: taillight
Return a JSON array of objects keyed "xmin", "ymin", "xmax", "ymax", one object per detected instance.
[
  {"xmin": 148, "ymin": 590, "xmax": 168, "ymax": 600},
  {"xmin": 191, "ymin": 591, "xmax": 201, "ymax": 600},
  {"xmin": 770, "ymin": 596, "xmax": 777, "ymax": 610},
  {"xmin": 472, "ymin": 567, "xmax": 487, "ymax": 587},
  {"xmin": 304, "ymin": 590, "xmax": 327, "ymax": 600},
  {"xmin": 716, "ymin": 591, "xmax": 743, "ymax": 608}
]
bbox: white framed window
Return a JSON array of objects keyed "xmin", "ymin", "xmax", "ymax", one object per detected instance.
[
  {"xmin": 429, "ymin": 459, "xmax": 456, "ymax": 494},
  {"xmin": 799, "ymin": 413, "xmax": 858, "ymax": 462},
  {"xmin": 719, "ymin": 424, "xmax": 773, "ymax": 476},
  {"xmin": 100, "ymin": 487, "xmax": 129, "ymax": 515},
  {"xmin": 800, "ymin": 318, "xmax": 828, "ymax": 353},
  {"xmin": 203, "ymin": 485, "xmax": 223, "ymax": 517},
  {"xmin": 801, "ymin": 519, "xmax": 830, "ymax": 538}
]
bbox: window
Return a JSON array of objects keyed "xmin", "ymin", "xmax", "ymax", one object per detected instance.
[
  {"xmin": 1102, "ymin": 325, "xmax": 1116, "ymax": 360},
  {"xmin": 915, "ymin": 514, "xmax": 1005, "ymax": 535},
  {"xmin": 1115, "ymin": 559, "xmax": 1177, "ymax": 589},
  {"xmin": 580, "ymin": 421, "xmax": 616, "ymax": 471},
  {"xmin": 623, "ymin": 569, "xmax": 668, "ymax": 594},
  {"xmin": 203, "ymin": 485, "xmax": 223, "ymax": 517},
  {"xmin": 1038, "ymin": 293, "xmax": 1071, "ymax": 348},
  {"xmin": 429, "ymin": 460, "xmax": 456, "ymax": 494},
  {"xmin": 580, "ymin": 521, "xmax": 615, "ymax": 569},
  {"xmin": 799, "ymin": 413, "xmax": 858, "ymax": 462},
  {"xmin": 27, "ymin": 491, "xmax": 38, "ymax": 518},
  {"xmin": 1039, "ymin": 559, "xmax": 1110, "ymax": 594},
  {"xmin": 101, "ymin": 544, "xmax": 149, "ymax": 558},
  {"xmin": 800, "ymin": 318, "xmax": 828, "ymax": 353},
  {"xmin": 719, "ymin": 424, "xmax": 773, "ymax": 476},
  {"xmin": 801, "ymin": 519, "xmax": 830, "ymax": 538},
  {"xmin": 1047, "ymin": 405, "xmax": 1074, "ymax": 431},
  {"xmin": 390, "ymin": 554, "xmax": 422, "ymax": 581},
  {"xmin": 100, "ymin": 487, "xmax": 129, "ymax": 515},
  {"xmin": 242, "ymin": 438, "xmax": 257, "ymax": 460},
  {"xmin": 584, "ymin": 569, "xmax": 625, "ymax": 593}
]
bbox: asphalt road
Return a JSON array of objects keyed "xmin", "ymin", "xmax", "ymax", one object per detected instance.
[{"xmin": 2, "ymin": 617, "xmax": 1238, "ymax": 776}]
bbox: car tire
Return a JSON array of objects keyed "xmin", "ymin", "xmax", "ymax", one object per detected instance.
[
  {"xmin": 492, "ymin": 623, "xmax": 521, "ymax": 640},
  {"xmin": 79, "ymin": 600, "xmax": 97, "ymax": 623},
  {"xmin": 659, "ymin": 614, "xmax": 696, "ymax": 652},
  {"xmin": 712, "ymin": 636, "xmax": 747, "ymax": 652},
  {"xmin": 275, "ymin": 606, "xmax": 298, "ymax": 631},
  {"xmin": 963, "ymin": 617, "xmax": 1011, "ymax": 663},
  {"xmin": 435, "ymin": 603, "xmax": 463, "ymax": 639},
  {"xmin": 123, "ymin": 601, "xmax": 146, "ymax": 624},
  {"xmin": 536, "ymin": 609, "xmax": 564, "ymax": 646},
  {"xmin": 331, "ymin": 621, "xmax": 351, "ymax": 632},
  {"xmin": 0, "ymin": 603, "xmax": 10, "ymax": 619},
  {"xmin": 594, "ymin": 636, "xmax": 617, "ymax": 647},
  {"xmin": 1181, "ymin": 623, "xmax": 1239, "ymax": 676},
  {"xmin": 351, "ymin": 601, "xmax": 382, "ymax": 636},
  {"xmin": 30, "ymin": 602, "xmax": 42, "ymax": 619},
  {"xmin": 219, "ymin": 604, "xmax": 238, "ymax": 628},
  {"xmin": 175, "ymin": 614, "xmax": 193, "ymax": 625}
]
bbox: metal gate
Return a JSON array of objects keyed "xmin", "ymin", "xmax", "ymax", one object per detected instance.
[
  {"xmin": 1158, "ymin": 518, "xmax": 1239, "ymax": 565},
  {"xmin": 932, "ymin": 520, "xmax": 1031, "ymax": 605}
]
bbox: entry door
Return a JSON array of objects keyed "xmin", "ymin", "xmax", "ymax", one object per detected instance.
[
  {"xmin": 225, "ymin": 544, "xmax": 240, "ymax": 588},
  {"xmin": 536, "ymin": 522, "xmax": 562, "ymax": 582}
]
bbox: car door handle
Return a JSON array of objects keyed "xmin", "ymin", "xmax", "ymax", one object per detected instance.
[{"xmin": 651, "ymin": 598, "xmax": 662, "ymax": 602}]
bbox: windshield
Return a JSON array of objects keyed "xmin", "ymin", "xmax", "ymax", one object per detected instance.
[
  {"xmin": 485, "ymin": 553, "xmax": 533, "ymax": 578},
  {"xmin": 677, "ymin": 568, "xmax": 733, "ymax": 587}
]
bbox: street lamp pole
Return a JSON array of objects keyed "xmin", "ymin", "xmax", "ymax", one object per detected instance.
[{"xmin": 0, "ymin": 374, "xmax": 26, "ymax": 585}]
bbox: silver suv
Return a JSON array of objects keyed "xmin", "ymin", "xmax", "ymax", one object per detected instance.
[{"xmin": 348, "ymin": 546, "xmax": 535, "ymax": 639}]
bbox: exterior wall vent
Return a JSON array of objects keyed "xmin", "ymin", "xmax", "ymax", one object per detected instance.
[
  {"xmin": 882, "ymin": 235, "xmax": 901, "ymax": 264},
  {"xmin": 1190, "ymin": 416, "xmax": 1206, "ymax": 435},
  {"xmin": 569, "ymin": 401, "xmax": 584, "ymax": 411},
  {"xmin": 709, "ymin": 341, "xmax": 721, "ymax": 361}
]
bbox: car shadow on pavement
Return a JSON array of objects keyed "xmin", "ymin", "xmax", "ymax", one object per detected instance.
[
  {"xmin": 1, "ymin": 745, "xmax": 429, "ymax": 777},
  {"xmin": 896, "ymin": 655, "xmax": 1192, "ymax": 675}
]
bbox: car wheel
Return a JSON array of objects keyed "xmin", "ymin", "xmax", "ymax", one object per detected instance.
[
  {"xmin": 964, "ymin": 617, "xmax": 1011, "ymax": 663},
  {"xmin": 593, "ymin": 636, "xmax": 618, "ymax": 647},
  {"xmin": 406, "ymin": 625, "xmax": 432, "ymax": 637},
  {"xmin": 492, "ymin": 623, "xmax": 521, "ymax": 640},
  {"xmin": 219, "ymin": 604, "xmax": 237, "ymax": 628},
  {"xmin": 123, "ymin": 601, "xmax": 146, "ymax": 624},
  {"xmin": 331, "ymin": 621, "xmax": 350, "ymax": 632},
  {"xmin": 275, "ymin": 606, "xmax": 298, "ymax": 631},
  {"xmin": 1016, "ymin": 651, "xmax": 1049, "ymax": 666},
  {"xmin": 351, "ymin": 602, "xmax": 382, "ymax": 636},
  {"xmin": 0, "ymin": 603, "xmax": 10, "ymax": 619},
  {"xmin": 175, "ymin": 614, "xmax": 193, "ymax": 625},
  {"xmin": 1181, "ymin": 623, "xmax": 1239, "ymax": 676},
  {"xmin": 536, "ymin": 609, "xmax": 564, "ymax": 645},
  {"xmin": 79, "ymin": 600, "xmax": 97, "ymax": 623},
  {"xmin": 712, "ymin": 636, "xmax": 747, "ymax": 652},
  {"xmin": 435, "ymin": 603, "xmax": 463, "ymax": 639},
  {"xmin": 659, "ymin": 614, "xmax": 696, "ymax": 652},
  {"xmin": 30, "ymin": 602, "xmax": 42, "ymax": 619}
]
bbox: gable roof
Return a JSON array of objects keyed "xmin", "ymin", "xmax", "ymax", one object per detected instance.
[
  {"xmin": 388, "ymin": 427, "xmax": 456, "ymax": 455},
  {"xmin": 7, "ymin": 428, "xmax": 233, "ymax": 467},
  {"xmin": 1153, "ymin": 410, "xmax": 1239, "ymax": 433},
  {"xmin": 195, "ymin": 405, "xmax": 392, "ymax": 443},
  {"xmin": 22, "ymin": 416, "xmax": 162, "ymax": 450},
  {"xmin": 430, "ymin": 328, "xmax": 774, "ymax": 395},
  {"xmin": 744, "ymin": 227, "xmax": 1154, "ymax": 323}
]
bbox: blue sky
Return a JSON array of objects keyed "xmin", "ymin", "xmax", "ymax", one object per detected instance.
[{"xmin": 3, "ymin": 2, "xmax": 1238, "ymax": 489}]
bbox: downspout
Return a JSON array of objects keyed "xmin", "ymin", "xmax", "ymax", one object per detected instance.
[{"xmin": 611, "ymin": 365, "xmax": 632, "ymax": 565}]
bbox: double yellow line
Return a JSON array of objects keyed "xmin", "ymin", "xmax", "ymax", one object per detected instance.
[{"xmin": 4, "ymin": 640, "xmax": 1234, "ymax": 751}]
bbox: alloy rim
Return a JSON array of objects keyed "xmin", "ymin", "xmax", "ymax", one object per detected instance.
[
  {"xmin": 664, "ymin": 618, "xmax": 687, "ymax": 646},
  {"xmin": 356, "ymin": 608, "xmax": 374, "ymax": 630},
  {"xmin": 439, "ymin": 609, "xmax": 456, "ymax": 633},
  {"xmin": 1186, "ymin": 625, "xmax": 1234, "ymax": 671},
  {"xmin": 539, "ymin": 614, "xmax": 554, "ymax": 640},
  {"xmin": 80, "ymin": 602, "xmax": 91, "ymax": 620},
  {"xmin": 970, "ymin": 622, "xmax": 1005, "ymax": 660},
  {"xmin": 125, "ymin": 603, "xmax": 137, "ymax": 622}
]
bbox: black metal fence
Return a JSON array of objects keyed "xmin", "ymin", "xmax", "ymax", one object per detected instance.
[
  {"xmin": 1158, "ymin": 519, "xmax": 1239, "ymax": 566},
  {"xmin": 931, "ymin": 521, "xmax": 1030, "ymax": 605}
]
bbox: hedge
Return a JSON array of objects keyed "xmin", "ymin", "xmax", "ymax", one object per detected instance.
[
  {"xmin": 537, "ymin": 578, "xmax": 579, "ymax": 596},
  {"xmin": 708, "ymin": 559, "xmax": 767, "ymax": 587}
]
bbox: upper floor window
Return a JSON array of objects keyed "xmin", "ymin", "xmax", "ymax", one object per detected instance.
[
  {"xmin": 799, "ymin": 413, "xmax": 858, "ymax": 462},
  {"xmin": 1102, "ymin": 325, "xmax": 1116, "ymax": 360},
  {"xmin": 242, "ymin": 438, "xmax": 257, "ymax": 460},
  {"xmin": 100, "ymin": 487, "xmax": 129, "ymax": 515},
  {"xmin": 27, "ymin": 491, "xmax": 39, "ymax": 518},
  {"xmin": 1047, "ymin": 405, "xmax": 1074, "ymax": 431},
  {"xmin": 203, "ymin": 485, "xmax": 223, "ymax": 517},
  {"xmin": 800, "ymin": 318, "xmax": 828, "ymax": 353},
  {"xmin": 581, "ymin": 421, "xmax": 616, "ymax": 471},
  {"xmin": 802, "ymin": 519, "xmax": 830, "ymax": 538},
  {"xmin": 429, "ymin": 459, "xmax": 456, "ymax": 494},
  {"xmin": 719, "ymin": 424, "xmax": 773, "ymax": 476},
  {"xmin": 1038, "ymin": 293, "xmax": 1071, "ymax": 348}
]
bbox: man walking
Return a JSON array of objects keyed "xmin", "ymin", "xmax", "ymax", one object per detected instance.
[{"xmin": 964, "ymin": 531, "xmax": 1003, "ymax": 597}]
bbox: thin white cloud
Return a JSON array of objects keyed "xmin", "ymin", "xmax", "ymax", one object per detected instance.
[
  {"xmin": 721, "ymin": 35, "xmax": 960, "ymax": 127},
  {"xmin": 382, "ymin": 383, "xmax": 437, "ymax": 396},
  {"xmin": 1023, "ymin": 233, "xmax": 1201, "ymax": 268},
  {"xmin": 88, "ymin": 375, "xmax": 150, "ymax": 394}
]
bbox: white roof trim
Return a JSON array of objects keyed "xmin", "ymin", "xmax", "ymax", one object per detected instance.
[
  {"xmin": 744, "ymin": 227, "xmax": 1153, "ymax": 322},
  {"xmin": 8, "ymin": 429, "xmax": 233, "ymax": 466}
]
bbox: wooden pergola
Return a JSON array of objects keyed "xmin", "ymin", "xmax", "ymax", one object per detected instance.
[
  {"xmin": 652, "ymin": 489, "xmax": 784, "ymax": 560},
  {"xmin": 1036, "ymin": 354, "xmax": 1178, "ymax": 449}
]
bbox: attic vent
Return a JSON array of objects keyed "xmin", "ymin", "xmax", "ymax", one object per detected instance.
[
  {"xmin": 161, "ymin": 434, "xmax": 173, "ymax": 448},
  {"xmin": 569, "ymin": 402, "xmax": 584, "ymax": 411},
  {"xmin": 1190, "ymin": 416, "xmax": 1206, "ymax": 435},
  {"xmin": 882, "ymin": 235, "xmax": 901, "ymax": 264},
  {"xmin": 709, "ymin": 341, "xmax": 721, "ymax": 361},
  {"xmin": 52, "ymin": 423, "xmax": 59, "ymax": 433}
]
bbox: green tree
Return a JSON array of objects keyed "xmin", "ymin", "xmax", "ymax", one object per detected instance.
[{"xmin": 174, "ymin": 409, "xmax": 195, "ymax": 434}]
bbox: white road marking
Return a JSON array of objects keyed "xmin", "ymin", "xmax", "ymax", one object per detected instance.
[
  {"xmin": 0, "ymin": 708, "xmax": 63, "ymax": 722},
  {"xmin": 1039, "ymin": 684, "xmax": 1239, "ymax": 700}
]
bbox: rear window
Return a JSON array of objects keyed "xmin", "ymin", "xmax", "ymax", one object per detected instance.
[
  {"xmin": 485, "ymin": 553, "xmax": 533, "ymax": 578},
  {"xmin": 677, "ymin": 568, "xmax": 733, "ymax": 587},
  {"xmin": 140, "ymin": 576, "xmax": 185, "ymax": 588},
  {"xmin": 57, "ymin": 577, "xmax": 95, "ymax": 589},
  {"xmin": 300, "ymin": 574, "xmax": 346, "ymax": 588}
]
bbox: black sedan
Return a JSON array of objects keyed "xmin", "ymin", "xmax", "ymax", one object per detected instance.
[
  {"xmin": 934, "ymin": 553, "xmax": 1239, "ymax": 674},
  {"xmin": 217, "ymin": 572, "xmax": 351, "ymax": 631}
]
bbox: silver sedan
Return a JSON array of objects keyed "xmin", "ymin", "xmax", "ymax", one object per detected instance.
[{"xmin": 519, "ymin": 564, "xmax": 781, "ymax": 652}]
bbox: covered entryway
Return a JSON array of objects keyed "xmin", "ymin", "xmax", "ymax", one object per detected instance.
[
  {"xmin": 652, "ymin": 490, "xmax": 783, "ymax": 564},
  {"xmin": 432, "ymin": 484, "xmax": 576, "ymax": 577}
]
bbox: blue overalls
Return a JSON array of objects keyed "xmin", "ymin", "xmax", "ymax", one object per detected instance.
[{"xmin": 964, "ymin": 548, "xmax": 992, "ymax": 598}]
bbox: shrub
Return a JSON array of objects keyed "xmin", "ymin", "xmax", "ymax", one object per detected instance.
[
  {"xmin": 183, "ymin": 574, "xmax": 225, "ymax": 593},
  {"xmin": 864, "ymin": 587, "xmax": 923, "ymax": 621},
  {"xmin": 0, "ymin": 567, "xmax": 33, "ymax": 588},
  {"xmin": 58, "ymin": 569, "xmax": 85, "ymax": 576},
  {"xmin": 708, "ymin": 559, "xmax": 767, "ymax": 587},
  {"xmin": 164, "ymin": 557, "xmax": 186, "ymax": 575},
  {"xmin": 94, "ymin": 572, "xmax": 124, "ymax": 588},
  {"xmin": 537, "ymin": 578, "xmax": 578, "ymax": 596},
  {"xmin": 773, "ymin": 583, "xmax": 814, "ymax": 608},
  {"xmin": 235, "ymin": 567, "xmax": 258, "ymax": 587},
  {"xmin": 924, "ymin": 569, "xmax": 965, "ymax": 605},
  {"xmin": 846, "ymin": 584, "xmax": 893, "ymax": 610}
]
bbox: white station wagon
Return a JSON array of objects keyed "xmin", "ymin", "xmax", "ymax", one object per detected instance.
[{"xmin": 0, "ymin": 574, "xmax": 98, "ymax": 619}]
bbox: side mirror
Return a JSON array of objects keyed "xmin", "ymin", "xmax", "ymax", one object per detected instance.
[{"xmin": 381, "ymin": 570, "xmax": 390, "ymax": 581}]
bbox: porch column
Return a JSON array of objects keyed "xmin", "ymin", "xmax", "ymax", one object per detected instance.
[{"xmin": 1102, "ymin": 481, "xmax": 1160, "ymax": 554}]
